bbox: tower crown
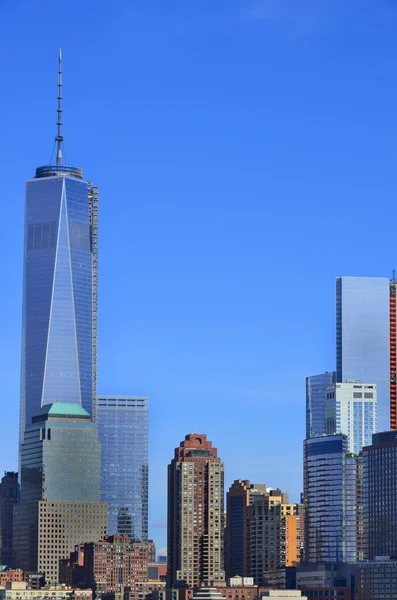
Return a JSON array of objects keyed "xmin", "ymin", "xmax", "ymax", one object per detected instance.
[{"xmin": 35, "ymin": 50, "xmax": 82, "ymax": 180}]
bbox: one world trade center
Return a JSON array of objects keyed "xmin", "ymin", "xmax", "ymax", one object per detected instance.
[{"xmin": 19, "ymin": 51, "xmax": 98, "ymax": 450}]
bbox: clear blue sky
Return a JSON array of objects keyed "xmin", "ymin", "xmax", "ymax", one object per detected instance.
[{"xmin": 1, "ymin": 0, "xmax": 397, "ymax": 552}]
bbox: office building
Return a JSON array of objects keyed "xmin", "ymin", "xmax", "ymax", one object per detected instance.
[
  {"xmin": 296, "ymin": 562, "xmax": 357, "ymax": 600},
  {"xmin": 362, "ymin": 431, "xmax": 397, "ymax": 559},
  {"xmin": 265, "ymin": 568, "xmax": 297, "ymax": 591},
  {"xmin": 167, "ymin": 434, "xmax": 225, "ymax": 588},
  {"xmin": 0, "ymin": 472, "xmax": 18, "ymax": 566},
  {"xmin": 303, "ymin": 434, "xmax": 363, "ymax": 563},
  {"xmin": 60, "ymin": 535, "xmax": 148, "ymax": 594},
  {"xmin": 14, "ymin": 403, "xmax": 107, "ymax": 584},
  {"xmin": 306, "ymin": 372, "xmax": 335, "ymax": 439},
  {"xmin": 97, "ymin": 396, "xmax": 148, "ymax": 541},
  {"xmin": 19, "ymin": 51, "xmax": 99, "ymax": 453},
  {"xmin": 336, "ymin": 276, "xmax": 389, "ymax": 430},
  {"xmin": 247, "ymin": 490, "xmax": 301, "ymax": 585},
  {"xmin": 325, "ymin": 382, "xmax": 377, "ymax": 454},
  {"xmin": 225, "ymin": 480, "xmax": 266, "ymax": 579},
  {"xmin": 226, "ymin": 480, "xmax": 250, "ymax": 580},
  {"xmin": 356, "ymin": 557, "xmax": 397, "ymax": 600}
]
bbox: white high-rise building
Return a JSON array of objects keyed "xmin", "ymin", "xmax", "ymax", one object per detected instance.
[{"xmin": 325, "ymin": 381, "xmax": 377, "ymax": 454}]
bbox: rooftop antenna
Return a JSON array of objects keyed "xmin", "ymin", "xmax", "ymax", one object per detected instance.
[
  {"xmin": 393, "ymin": 270, "xmax": 396, "ymax": 283},
  {"xmin": 55, "ymin": 48, "xmax": 63, "ymax": 166}
]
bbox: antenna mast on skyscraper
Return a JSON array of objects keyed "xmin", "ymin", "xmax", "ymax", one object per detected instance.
[{"xmin": 55, "ymin": 48, "xmax": 63, "ymax": 166}]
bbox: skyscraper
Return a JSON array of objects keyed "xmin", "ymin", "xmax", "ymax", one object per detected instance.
[
  {"xmin": 303, "ymin": 434, "xmax": 363, "ymax": 563},
  {"xmin": 306, "ymin": 372, "xmax": 336, "ymax": 439},
  {"xmin": 325, "ymin": 382, "xmax": 377, "ymax": 454},
  {"xmin": 14, "ymin": 403, "xmax": 107, "ymax": 584},
  {"xmin": 167, "ymin": 434, "xmax": 225, "ymax": 588},
  {"xmin": 336, "ymin": 276, "xmax": 389, "ymax": 429},
  {"xmin": 0, "ymin": 472, "xmax": 19, "ymax": 566},
  {"xmin": 226, "ymin": 480, "xmax": 251, "ymax": 580},
  {"xmin": 96, "ymin": 396, "xmax": 149, "ymax": 541},
  {"xmin": 363, "ymin": 431, "xmax": 397, "ymax": 559},
  {"xmin": 19, "ymin": 51, "xmax": 99, "ymax": 452},
  {"xmin": 247, "ymin": 490, "xmax": 301, "ymax": 585},
  {"xmin": 225, "ymin": 480, "xmax": 267, "ymax": 580}
]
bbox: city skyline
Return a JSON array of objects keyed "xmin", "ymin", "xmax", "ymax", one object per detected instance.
[{"xmin": 1, "ymin": 0, "xmax": 397, "ymax": 553}]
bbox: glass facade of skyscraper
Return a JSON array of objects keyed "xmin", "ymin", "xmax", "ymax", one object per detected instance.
[
  {"xmin": 14, "ymin": 403, "xmax": 107, "ymax": 582},
  {"xmin": 20, "ymin": 166, "xmax": 98, "ymax": 450},
  {"xmin": 336, "ymin": 276, "xmax": 390, "ymax": 430},
  {"xmin": 97, "ymin": 396, "xmax": 149, "ymax": 541},
  {"xmin": 306, "ymin": 372, "xmax": 336, "ymax": 438},
  {"xmin": 304, "ymin": 434, "xmax": 363, "ymax": 563}
]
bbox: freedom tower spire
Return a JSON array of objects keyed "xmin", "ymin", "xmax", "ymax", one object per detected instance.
[
  {"xmin": 19, "ymin": 51, "xmax": 99, "ymax": 455},
  {"xmin": 56, "ymin": 48, "xmax": 63, "ymax": 166}
]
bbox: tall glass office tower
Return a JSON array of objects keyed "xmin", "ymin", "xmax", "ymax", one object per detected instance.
[
  {"xmin": 336, "ymin": 276, "xmax": 390, "ymax": 430},
  {"xmin": 19, "ymin": 52, "xmax": 98, "ymax": 451},
  {"xmin": 306, "ymin": 372, "xmax": 336, "ymax": 438},
  {"xmin": 14, "ymin": 403, "xmax": 107, "ymax": 584},
  {"xmin": 303, "ymin": 434, "xmax": 363, "ymax": 563},
  {"xmin": 96, "ymin": 396, "xmax": 149, "ymax": 541}
]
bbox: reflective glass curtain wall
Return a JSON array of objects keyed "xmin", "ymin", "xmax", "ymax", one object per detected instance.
[
  {"xmin": 306, "ymin": 372, "xmax": 336, "ymax": 438},
  {"xmin": 304, "ymin": 434, "xmax": 363, "ymax": 563},
  {"xmin": 97, "ymin": 396, "xmax": 149, "ymax": 542},
  {"xmin": 20, "ymin": 171, "xmax": 97, "ymax": 451},
  {"xmin": 336, "ymin": 276, "xmax": 389, "ymax": 430},
  {"xmin": 14, "ymin": 403, "xmax": 107, "ymax": 580}
]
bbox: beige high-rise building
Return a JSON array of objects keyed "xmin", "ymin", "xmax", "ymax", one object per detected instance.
[
  {"xmin": 247, "ymin": 490, "xmax": 302, "ymax": 584},
  {"xmin": 167, "ymin": 434, "xmax": 225, "ymax": 588}
]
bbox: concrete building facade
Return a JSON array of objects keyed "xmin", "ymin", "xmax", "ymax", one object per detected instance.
[
  {"xmin": 167, "ymin": 434, "xmax": 225, "ymax": 588},
  {"xmin": 247, "ymin": 490, "xmax": 302, "ymax": 585}
]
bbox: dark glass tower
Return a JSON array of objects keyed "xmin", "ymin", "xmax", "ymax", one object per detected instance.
[
  {"xmin": 363, "ymin": 431, "xmax": 397, "ymax": 559},
  {"xmin": 96, "ymin": 396, "xmax": 149, "ymax": 542},
  {"xmin": 19, "ymin": 52, "xmax": 98, "ymax": 452},
  {"xmin": 303, "ymin": 434, "xmax": 363, "ymax": 563},
  {"xmin": 0, "ymin": 472, "xmax": 19, "ymax": 566},
  {"xmin": 226, "ymin": 480, "xmax": 251, "ymax": 580}
]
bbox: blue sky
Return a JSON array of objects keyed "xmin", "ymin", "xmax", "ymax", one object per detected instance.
[{"xmin": 1, "ymin": 0, "xmax": 397, "ymax": 551}]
